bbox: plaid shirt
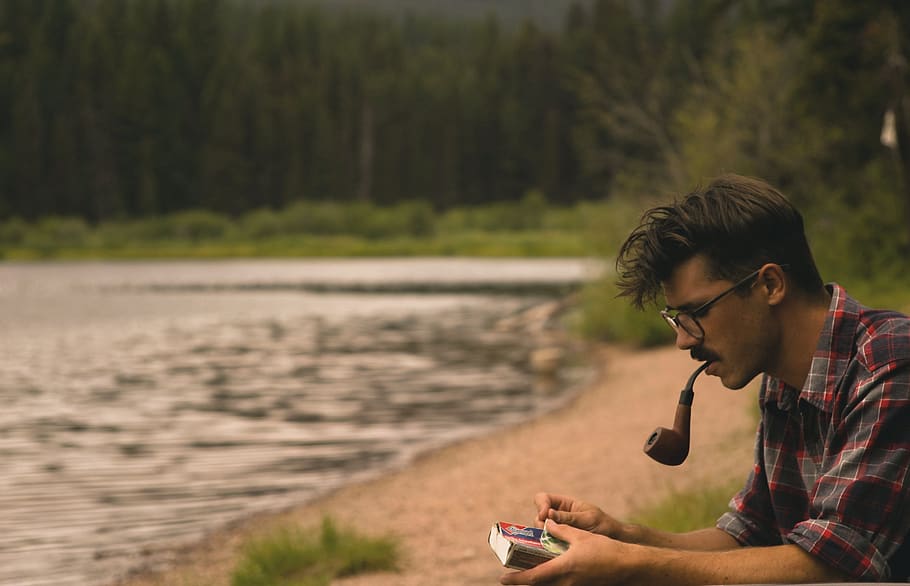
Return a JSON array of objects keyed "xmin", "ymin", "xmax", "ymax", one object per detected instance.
[{"xmin": 716, "ymin": 283, "xmax": 910, "ymax": 581}]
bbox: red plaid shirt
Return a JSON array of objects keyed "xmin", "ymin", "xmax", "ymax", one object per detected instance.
[{"xmin": 716, "ymin": 284, "xmax": 910, "ymax": 581}]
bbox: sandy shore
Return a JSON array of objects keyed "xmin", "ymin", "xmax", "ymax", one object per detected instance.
[{"xmin": 116, "ymin": 344, "xmax": 757, "ymax": 586}]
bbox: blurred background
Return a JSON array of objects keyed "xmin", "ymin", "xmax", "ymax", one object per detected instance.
[
  {"xmin": 2, "ymin": 1, "xmax": 910, "ymax": 584},
  {"xmin": 2, "ymin": 0, "xmax": 909, "ymax": 290}
]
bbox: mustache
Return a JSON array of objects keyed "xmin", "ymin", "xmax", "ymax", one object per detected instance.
[{"xmin": 690, "ymin": 348, "xmax": 718, "ymax": 363}]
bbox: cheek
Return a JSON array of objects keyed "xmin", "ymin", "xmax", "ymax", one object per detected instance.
[{"xmin": 726, "ymin": 306, "xmax": 775, "ymax": 364}]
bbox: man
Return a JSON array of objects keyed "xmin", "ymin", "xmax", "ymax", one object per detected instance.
[{"xmin": 502, "ymin": 175, "xmax": 910, "ymax": 585}]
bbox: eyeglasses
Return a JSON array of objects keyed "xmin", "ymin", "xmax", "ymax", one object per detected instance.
[{"xmin": 660, "ymin": 268, "xmax": 763, "ymax": 341}]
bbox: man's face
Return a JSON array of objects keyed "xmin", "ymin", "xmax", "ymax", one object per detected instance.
[{"xmin": 662, "ymin": 255, "xmax": 773, "ymax": 390}]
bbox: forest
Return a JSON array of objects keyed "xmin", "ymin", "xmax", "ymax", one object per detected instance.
[{"xmin": 1, "ymin": 0, "xmax": 909, "ymax": 286}]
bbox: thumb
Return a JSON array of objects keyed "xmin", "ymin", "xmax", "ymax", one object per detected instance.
[{"xmin": 544, "ymin": 519, "xmax": 582, "ymax": 543}]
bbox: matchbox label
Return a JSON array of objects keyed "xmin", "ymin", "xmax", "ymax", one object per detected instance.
[{"xmin": 499, "ymin": 523, "xmax": 544, "ymax": 545}]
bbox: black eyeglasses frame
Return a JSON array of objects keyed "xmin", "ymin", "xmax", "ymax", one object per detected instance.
[{"xmin": 659, "ymin": 264, "xmax": 787, "ymax": 340}]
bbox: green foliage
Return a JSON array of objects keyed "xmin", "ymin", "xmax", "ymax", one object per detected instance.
[
  {"xmin": 0, "ymin": 201, "xmax": 591, "ymax": 259},
  {"xmin": 279, "ymin": 200, "xmax": 435, "ymax": 239},
  {"xmin": 96, "ymin": 217, "xmax": 174, "ymax": 245},
  {"xmin": 672, "ymin": 25, "xmax": 810, "ymax": 190},
  {"xmin": 573, "ymin": 277, "xmax": 673, "ymax": 347},
  {"xmin": 631, "ymin": 478, "xmax": 743, "ymax": 534},
  {"xmin": 519, "ymin": 190, "xmax": 549, "ymax": 229},
  {"xmin": 16, "ymin": 216, "xmax": 92, "ymax": 255},
  {"xmin": 231, "ymin": 516, "xmax": 399, "ymax": 586},
  {"xmin": 0, "ymin": 218, "xmax": 29, "ymax": 245},
  {"xmin": 437, "ymin": 191, "xmax": 557, "ymax": 233},
  {"xmin": 291, "ymin": 0, "xmax": 589, "ymax": 31},
  {"xmin": 281, "ymin": 201, "xmax": 355, "ymax": 236},
  {"xmin": 0, "ymin": 1, "xmax": 582, "ymax": 220},
  {"xmin": 168, "ymin": 210, "xmax": 232, "ymax": 242},
  {"xmin": 34, "ymin": 217, "xmax": 90, "ymax": 247},
  {"xmin": 574, "ymin": 194, "xmax": 653, "ymax": 257},
  {"xmin": 241, "ymin": 208, "xmax": 285, "ymax": 239},
  {"xmin": 566, "ymin": 193, "xmax": 681, "ymax": 348}
]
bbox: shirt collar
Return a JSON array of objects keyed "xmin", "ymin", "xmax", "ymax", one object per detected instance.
[
  {"xmin": 802, "ymin": 283, "xmax": 861, "ymax": 411},
  {"xmin": 764, "ymin": 283, "xmax": 857, "ymax": 413}
]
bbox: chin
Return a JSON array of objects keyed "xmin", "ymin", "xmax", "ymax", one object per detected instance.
[
  {"xmin": 722, "ymin": 378, "xmax": 751, "ymax": 391},
  {"xmin": 720, "ymin": 368, "xmax": 761, "ymax": 391}
]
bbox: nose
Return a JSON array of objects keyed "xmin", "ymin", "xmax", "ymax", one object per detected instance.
[{"xmin": 675, "ymin": 327, "xmax": 700, "ymax": 350}]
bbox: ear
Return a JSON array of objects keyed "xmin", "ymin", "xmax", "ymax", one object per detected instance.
[{"xmin": 759, "ymin": 263, "xmax": 787, "ymax": 306}]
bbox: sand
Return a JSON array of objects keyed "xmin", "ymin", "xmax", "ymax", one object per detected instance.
[{"xmin": 115, "ymin": 344, "xmax": 758, "ymax": 585}]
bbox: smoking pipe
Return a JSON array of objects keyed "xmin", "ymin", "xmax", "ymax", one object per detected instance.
[{"xmin": 643, "ymin": 361, "xmax": 711, "ymax": 466}]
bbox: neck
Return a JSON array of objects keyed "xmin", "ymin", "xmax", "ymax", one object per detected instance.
[{"xmin": 773, "ymin": 288, "xmax": 831, "ymax": 389}]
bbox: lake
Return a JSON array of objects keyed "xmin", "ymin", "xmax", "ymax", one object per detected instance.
[{"xmin": 0, "ymin": 258, "xmax": 600, "ymax": 585}]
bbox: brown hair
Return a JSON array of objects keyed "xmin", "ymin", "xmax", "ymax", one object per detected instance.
[{"xmin": 616, "ymin": 174, "xmax": 824, "ymax": 308}]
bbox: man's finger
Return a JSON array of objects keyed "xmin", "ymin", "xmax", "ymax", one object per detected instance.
[
  {"xmin": 500, "ymin": 557, "xmax": 562, "ymax": 585},
  {"xmin": 544, "ymin": 519, "xmax": 578, "ymax": 542}
]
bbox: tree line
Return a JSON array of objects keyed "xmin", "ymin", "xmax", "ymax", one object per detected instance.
[
  {"xmin": 2, "ymin": 0, "xmax": 909, "ymax": 278},
  {"xmin": 2, "ymin": 0, "xmax": 584, "ymax": 220}
]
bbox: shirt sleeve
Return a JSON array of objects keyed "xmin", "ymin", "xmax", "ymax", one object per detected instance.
[
  {"xmin": 786, "ymin": 359, "xmax": 910, "ymax": 581},
  {"xmin": 716, "ymin": 416, "xmax": 786, "ymax": 547}
]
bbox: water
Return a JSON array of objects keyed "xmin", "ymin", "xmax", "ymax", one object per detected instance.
[{"xmin": 0, "ymin": 258, "xmax": 598, "ymax": 585}]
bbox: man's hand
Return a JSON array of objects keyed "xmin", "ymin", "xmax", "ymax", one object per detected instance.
[
  {"xmin": 534, "ymin": 493, "xmax": 621, "ymax": 538},
  {"xmin": 501, "ymin": 520, "xmax": 629, "ymax": 586},
  {"xmin": 501, "ymin": 520, "xmax": 852, "ymax": 586}
]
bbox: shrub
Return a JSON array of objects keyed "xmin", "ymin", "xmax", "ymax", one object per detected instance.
[
  {"xmin": 242, "ymin": 208, "xmax": 285, "ymax": 239},
  {"xmin": 516, "ymin": 189, "xmax": 548, "ymax": 230},
  {"xmin": 95, "ymin": 219, "xmax": 158, "ymax": 247},
  {"xmin": 27, "ymin": 216, "xmax": 90, "ymax": 249},
  {"xmin": 169, "ymin": 209, "xmax": 232, "ymax": 242},
  {"xmin": 395, "ymin": 200, "xmax": 436, "ymax": 237},
  {"xmin": 0, "ymin": 217, "xmax": 29, "ymax": 245},
  {"xmin": 283, "ymin": 200, "xmax": 352, "ymax": 235},
  {"xmin": 574, "ymin": 277, "xmax": 674, "ymax": 347}
]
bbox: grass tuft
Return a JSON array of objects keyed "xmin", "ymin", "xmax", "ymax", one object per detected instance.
[
  {"xmin": 231, "ymin": 516, "xmax": 399, "ymax": 586},
  {"xmin": 630, "ymin": 479, "xmax": 744, "ymax": 533}
]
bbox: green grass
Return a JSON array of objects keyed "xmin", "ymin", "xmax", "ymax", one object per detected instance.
[
  {"xmin": 0, "ymin": 231, "xmax": 590, "ymax": 260},
  {"xmin": 570, "ymin": 277, "xmax": 675, "ymax": 347},
  {"xmin": 630, "ymin": 478, "xmax": 744, "ymax": 533},
  {"xmin": 0, "ymin": 197, "xmax": 608, "ymax": 260},
  {"xmin": 0, "ymin": 227, "xmax": 593, "ymax": 261},
  {"xmin": 231, "ymin": 517, "xmax": 399, "ymax": 586}
]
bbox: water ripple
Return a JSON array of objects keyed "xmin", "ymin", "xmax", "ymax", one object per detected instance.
[{"xmin": 0, "ymin": 260, "xmax": 589, "ymax": 585}]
